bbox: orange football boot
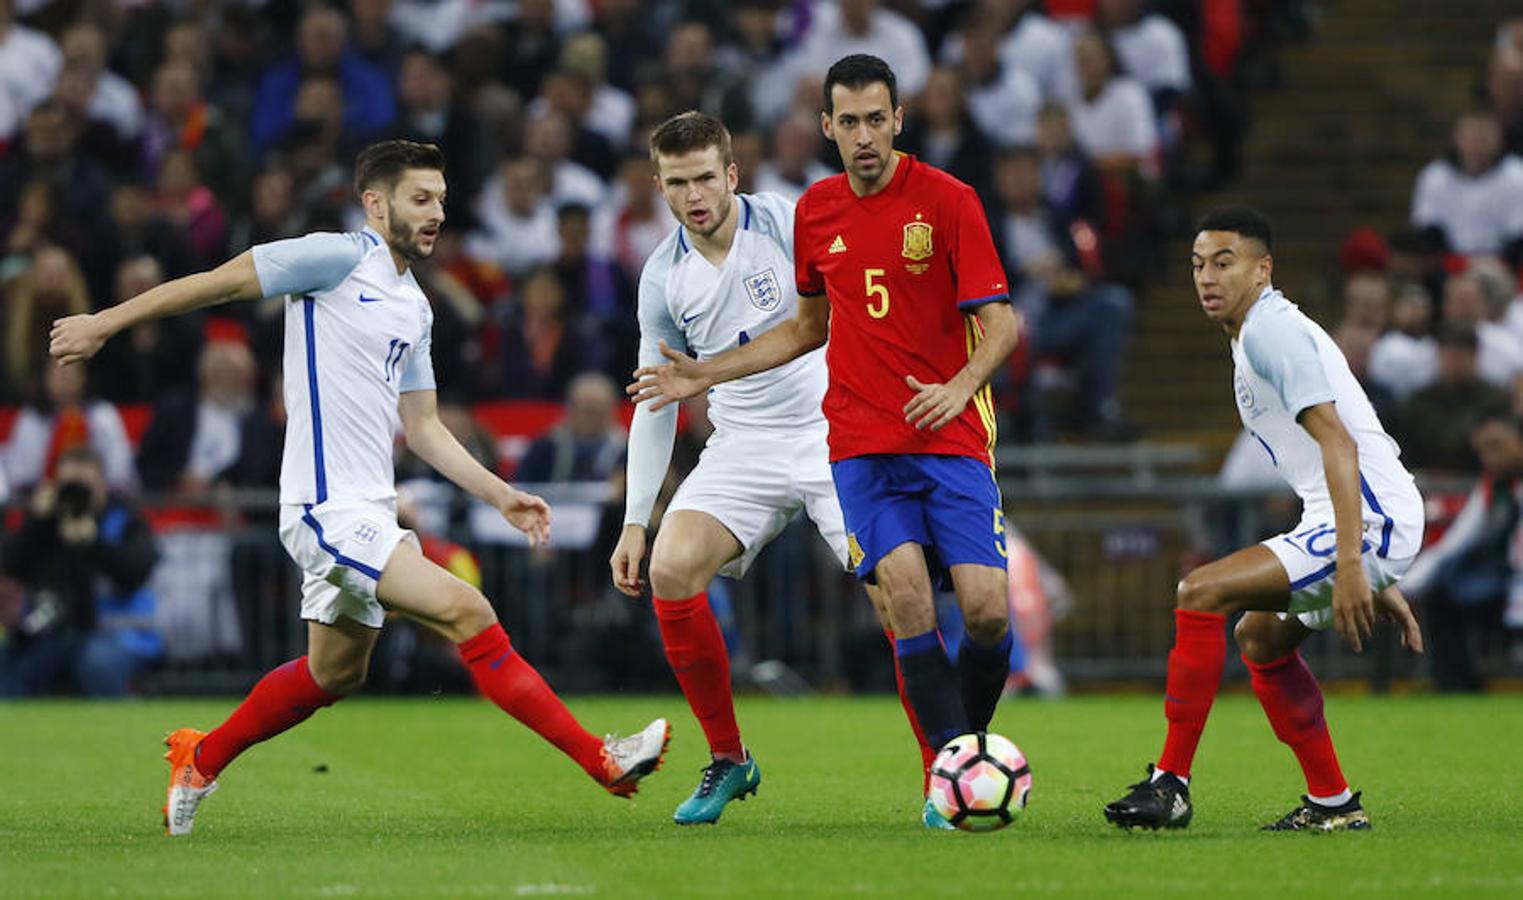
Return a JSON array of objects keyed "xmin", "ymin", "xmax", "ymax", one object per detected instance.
[{"xmin": 163, "ymin": 728, "xmax": 218, "ymax": 836}]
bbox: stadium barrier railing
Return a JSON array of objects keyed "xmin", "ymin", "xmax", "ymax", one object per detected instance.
[{"xmin": 0, "ymin": 466, "xmax": 1501, "ymax": 695}]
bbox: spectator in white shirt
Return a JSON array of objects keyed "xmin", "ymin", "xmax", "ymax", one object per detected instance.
[
  {"xmin": 1371, "ymin": 284, "xmax": 1439, "ymax": 402},
  {"xmin": 5, "ymin": 353, "xmax": 135, "ymax": 495},
  {"xmin": 940, "ymin": 0, "xmax": 1077, "ymax": 104},
  {"xmin": 717, "ymin": 0, "xmax": 801, "ymax": 129},
  {"xmin": 0, "ymin": 0, "xmax": 61, "ymax": 135},
  {"xmin": 1412, "ymin": 110, "xmax": 1523, "ymax": 260},
  {"xmin": 1444, "ymin": 270, "xmax": 1523, "ymax": 388},
  {"xmin": 1096, "ymin": 0, "xmax": 1192, "ymax": 95},
  {"xmin": 531, "ymin": 69, "xmax": 618, "ymax": 178},
  {"xmin": 391, "ymin": 0, "xmax": 590, "ymax": 55},
  {"xmin": 794, "ymin": 0, "xmax": 931, "ymax": 100},
  {"xmin": 1066, "ymin": 28, "xmax": 1157, "ymax": 177},
  {"xmin": 752, "ymin": 111, "xmax": 833, "ymax": 202},
  {"xmin": 468, "ymin": 156, "xmax": 561, "ymax": 276},
  {"xmin": 522, "ymin": 108, "xmax": 607, "ymax": 209},
  {"xmin": 996, "ymin": 0, "xmax": 1077, "ymax": 103},
  {"xmin": 591, "ymin": 152, "xmax": 676, "ymax": 281},
  {"xmin": 561, "ymin": 32, "xmax": 635, "ymax": 149},
  {"xmin": 956, "ymin": 16, "xmax": 1041, "ymax": 148}
]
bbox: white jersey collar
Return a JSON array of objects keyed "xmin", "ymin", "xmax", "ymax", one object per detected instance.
[{"xmin": 1244, "ymin": 285, "xmax": 1287, "ymax": 326}]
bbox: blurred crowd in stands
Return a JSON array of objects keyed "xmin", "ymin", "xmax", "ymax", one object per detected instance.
[
  {"xmin": 0, "ymin": 0, "xmax": 1303, "ymax": 693},
  {"xmin": 0, "ymin": 0, "xmax": 1296, "ymax": 478}
]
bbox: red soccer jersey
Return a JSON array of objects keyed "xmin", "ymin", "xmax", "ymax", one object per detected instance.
[{"xmin": 794, "ymin": 153, "xmax": 1010, "ymax": 466}]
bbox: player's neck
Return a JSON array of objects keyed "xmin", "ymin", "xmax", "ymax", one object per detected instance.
[
  {"xmin": 366, "ymin": 222, "xmax": 411, "ymax": 275},
  {"xmin": 1225, "ymin": 284, "xmax": 1270, "ymax": 339},
  {"xmin": 689, "ymin": 198, "xmax": 741, "ymax": 266},
  {"xmin": 848, "ymin": 151, "xmax": 900, "ymax": 198}
]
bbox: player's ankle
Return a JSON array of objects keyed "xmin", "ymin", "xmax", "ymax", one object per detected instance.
[
  {"xmin": 1151, "ymin": 767, "xmax": 1188, "ymax": 786},
  {"xmin": 1307, "ymin": 788, "xmax": 1352, "ymax": 807},
  {"xmin": 714, "ymin": 748, "xmax": 747, "ymax": 765}
]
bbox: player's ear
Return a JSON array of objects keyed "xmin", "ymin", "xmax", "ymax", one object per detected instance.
[
  {"xmin": 893, "ymin": 106, "xmax": 904, "ymax": 136},
  {"xmin": 820, "ymin": 110, "xmax": 833, "ymax": 141},
  {"xmin": 1258, "ymin": 252, "xmax": 1273, "ymax": 284},
  {"xmin": 726, "ymin": 161, "xmax": 739, "ymax": 192},
  {"xmin": 361, "ymin": 186, "xmax": 385, "ymax": 222}
]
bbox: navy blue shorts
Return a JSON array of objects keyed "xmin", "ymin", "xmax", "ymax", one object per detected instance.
[{"xmin": 830, "ymin": 454, "xmax": 1008, "ymax": 589}]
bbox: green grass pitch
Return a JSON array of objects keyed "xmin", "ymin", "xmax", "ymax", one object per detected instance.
[{"xmin": 2, "ymin": 694, "xmax": 1521, "ymax": 898}]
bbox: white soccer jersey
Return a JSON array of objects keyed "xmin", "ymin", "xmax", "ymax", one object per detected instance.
[
  {"xmin": 252, "ymin": 227, "xmax": 436, "ymax": 506},
  {"xmin": 639, "ymin": 192, "xmax": 826, "ymax": 433},
  {"xmin": 1230, "ymin": 287, "xmax": 1423, "ymax": 559},
  {"xmin": 624, "ymin": 192, "xmax": 829, "ymax": 526}
]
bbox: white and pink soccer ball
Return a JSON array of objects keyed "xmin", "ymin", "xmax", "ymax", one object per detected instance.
[{"xmin": 927, "ymin": 732, "xmax": 1032, "ymax": 832}]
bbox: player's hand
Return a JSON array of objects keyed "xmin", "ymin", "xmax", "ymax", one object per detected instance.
[
  {"xmin": 609, "ymin": 524, "xmax": 648, "ymax": 598},
  {"xmin": 49, "ymin": 314, "xmax": 109, "ymax": 366},
  {"xmin": 497, "ymin": 487, "xmax": 552, "ymax": 548},
  {"xmin": 1374, "ymin": 584, "xmax": 1424, "ymax": 653},
  {"xmin": 1331, "ymin": 564, "xmax": 1375, "ymax": 653},
  {"xmin": 627, "ymin": 341, "xmax": 709, "ymax": 411},
  {"xmin": 902, "ymin": 375, "xmax": 973, "ymax": 431}
]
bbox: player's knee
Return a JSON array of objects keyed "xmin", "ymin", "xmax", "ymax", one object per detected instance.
[
  {"xmin": 443, "ymin": 583, "xmax": 496, "ymax": 636},
  {"xmin": 1233, "ymin": 616, "xmax": 1274, "ymax": 664},
  {"xmin": 963, "ymin": 607, "xmax": 1010, "ymax": 646},
  {"xmin": 1175, "ymin": 572, "xmax": 1226, "ymax": 613},
  {"xmin": 648, "ymin": 551, "xmax": 705, "ymax": 600},
  {"xmin": 1234, "ymin": 615, "xmax": 1297, "ymax": 665},
  {"xmin": 310, "ymin": 659, "xmax": 367, "ymax": 695},
  {"xmin": 882, "ymin": 588, "xmax": 936, "ymax": 635}
]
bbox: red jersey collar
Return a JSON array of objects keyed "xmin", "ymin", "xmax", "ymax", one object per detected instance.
[{"xmin": 851, "ymin": 151, "xmax": 914, "ymax": 203}]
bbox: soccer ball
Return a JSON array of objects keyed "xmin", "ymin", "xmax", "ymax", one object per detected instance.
[{"xmin": 927, "ymin": 732, "xmax": 1032, "ymax": 832}]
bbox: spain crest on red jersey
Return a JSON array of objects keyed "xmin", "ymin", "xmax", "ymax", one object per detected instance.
[{"xmin": 902, "ymin": 220, "xmax": 933, "ymax": 261}]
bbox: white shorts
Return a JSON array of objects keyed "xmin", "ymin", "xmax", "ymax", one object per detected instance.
[
  {"xmin": 668, "ymin": 427, "xmax": 848, "ymax": 578},
  {"xmin": 1263, "ymin": 518, "xmax": 1414, "ymax": 630},
  {"xmin": 278, "ymin": 500, "xmax": 417, "ymax": 629}
]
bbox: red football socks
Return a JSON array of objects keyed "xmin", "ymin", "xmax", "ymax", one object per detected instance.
[
  {"xmin": 1157, "ymin": 609, "xmax": 1227, "ymax": 779},
  {"xmin": 655, "ymin": 592, "xmax": 743, "ymax": 759},
  {"xmin": 457, "ymin": 624, "xmax": 606, "ymax": 781},
  {"xmin": 196, "ymin": 656, "xmax": 340, "ymax": 778},
  {"xmin": 885, "ymin": 629, "xmax": 937, "ymax": 793},
  {"xmin": 1246, "ymin": 651, "xmax": 1349, "ymax": 797}
]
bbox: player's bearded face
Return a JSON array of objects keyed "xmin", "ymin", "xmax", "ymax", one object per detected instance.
[
  {"xmin": 824, "ymin": 83, "xmax": 902, "ymax": 187},
  {"xmin": 656, "ymin": 147, "xmax": 738, "ymax": 239},
  {"xmin": 1191, "ymin": 231, "xmax": 1271, "ymax": 329},
  {"xmin": 383, "ymin": 170, "xmax": 446, "ymax": 261}
]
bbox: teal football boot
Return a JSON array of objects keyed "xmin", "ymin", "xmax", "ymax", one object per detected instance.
[
  {"xmin": 673, "ymin": 755, "xmax": 762, "ymax": 825},
  {"xmin": 922, "ymin": 798, "xmax": 956, "ymax": 830}
]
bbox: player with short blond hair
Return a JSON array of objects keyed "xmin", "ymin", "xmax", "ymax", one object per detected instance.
[{"xmin": 616, "ymin": 110, "xmax": 940, "ymax": 825}]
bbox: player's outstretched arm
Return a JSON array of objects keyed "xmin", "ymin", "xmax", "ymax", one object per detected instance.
[
  {"xmin": 904, "ymin": 300, "xmax": 1020, "ymax": 431},
  {"xmin": 628, "ymin": 293, "xmax": 830, "ymax": 410},
  {"xmin": 398, "ymin": 390, "xmax": 551, "ymax": 547},
  {"xmin": 1300, "ymin": 402, "xmax": 1374, "ymax": 652},
  {"xmin": 49, "ymin": 251, "xmax": 262, "ymax": 365}
]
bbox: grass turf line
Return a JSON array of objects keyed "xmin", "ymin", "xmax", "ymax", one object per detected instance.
[{"xmin": 1, "ymin": 695, "xmax": 1520, "ymax": 898}]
